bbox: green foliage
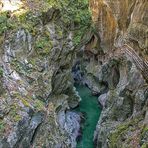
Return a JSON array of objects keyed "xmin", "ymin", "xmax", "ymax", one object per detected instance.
[
  {"xmin": 141, "ymin": 143, "xmax": 148, "ymax": 148},
  {"xmin": 0, "ymin": 12, "xmax": 20, "ymax": 36},
  {"xmin": 35, "ymin": 36, "xmax": 53, "ymax": 56},
  {"xmin": 34, "ymin": 99, "xmax": 45, "ymax": 111},
  {"xmin": 59, "ymin": 0, "xmax": 90, "ymax": 24},
  {"xmin": 0, "ymin": 12, "xmax": 8, "ymax": 35},
  {"xmin": 57, "ymin": 0, "xmax": 91, "ymax": 45},
  {"xmin": 0, "ymin": 0, "xmax": 91, "ymax": 47},
  {"xmin": 46, "ymin": 0, "xmax": 58, "ymax": 7},
  {"xmin": 73, "ymin": 28, "xmax": 87, "ymax": 46},
  {"xmin": 8, "ymin": 104, "xmax": 22, "ymax": 122},
  {"xmin": 18, "ymin": 11, "xmax": 40, "ymax": 34},
  {"xmin": 0, "ymin": 10, "xmax": 40, "ymax": 37}
]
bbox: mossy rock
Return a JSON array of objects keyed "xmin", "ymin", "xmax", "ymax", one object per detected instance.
[
  {"xmin": 0, "ymin": 12, "xmax": 8, "ymax": 35},
  {"xmin": 35, "ymin": 36, "xmax": 53, "ymax": 56},
  {"xmin": 0, "ymin": 120, "xmax": 6, "ymax": 135},
  {"xmin": 34, "ymin": 100, "xmax": 45, "ymax": 111},
  {"xmin": 141, "ymin": 143, "xmax": 148, "ymax": 148},
  {"xmin": 108, "ymin": 115, "xmax": 143, "ymax": 148}
]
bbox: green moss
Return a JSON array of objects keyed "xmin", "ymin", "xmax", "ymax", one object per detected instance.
[
  {"xmin": 0, "ymin": 120, "xmax": 6, "ymax": 134},
  {"xmin": 18, "ymin": 11, "xmax": 40, "ymax": 34},
  {"xmin": 21, "ymin": 98, "xmax": 31, "ymax": 108},
  {"xmin": 55, "ymin": 25, "xmax": 63, "ymax": 38},
  {"xmin": 108, "ymin": 115, "xmax": 143, "ymax": 148},
  {"xmin": 140, "ymin": 125, "xmax": 148, "ymax": 146},
  {"xmin": 141, "ymin": 126, "xmax": 148, "ymax": 136},
  {"xmin": 12, "ymin": 92, "xmax": 31, "ymax": 108},
  {"xmin": 35, "ymin": 36, "xmax": 52, "ymax": 56},
  {"xmin": 73, "ymin": 30, "xmax": 83, "ymax": 45},
  {"xmin": 0, "ymin": 67, "xmax": 3, "ymax": 77},
  {"xmin": 34, "ymin": 99, "xmax": 45, "ymax": 111},
  {"xmin": 11, "ymin": 59, "xmax": 33, "ymax": 75},
  {"xmin": 58, "ymin": 30, "xmax": 63, "ymax": 37},
  {"xmin": 109, "ymin": 125, "xmax": 128, "ymax": 148},
  {"xmin": 11, "ymin": 60, "xmax": 21, "ymax": 72},
  {"xmin": 14, "ymin": 115, "xmax": 22, "ymax": 122},
  {"xmin": 141, "ymin": 143, "xmax": 148, "ymax": 148},
  {"xmin": 9, "ymin": 104, "xmax": 22, "ymax": 122}
]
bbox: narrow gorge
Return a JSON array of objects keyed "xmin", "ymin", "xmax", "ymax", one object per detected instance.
[
  {"xmin": 0, "ymin": 0, "xmax": 148, "ymax": 148},
  {"xmin": 74, "ymin": 84, "xmax": 101, "ymax": 148}
]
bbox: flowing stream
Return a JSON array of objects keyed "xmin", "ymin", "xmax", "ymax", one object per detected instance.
[{"xmin": 75, "ymin": 84, "xmax": 102, "ymax": 148}]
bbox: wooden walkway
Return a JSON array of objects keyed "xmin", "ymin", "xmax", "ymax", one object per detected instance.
[
  {"xmin": 95, "ymin": 44, "xmax": 148, "ymax": 82},
  {"xmin": 122, "ymin": 44, "xmax": 148, "ymax": 82}
]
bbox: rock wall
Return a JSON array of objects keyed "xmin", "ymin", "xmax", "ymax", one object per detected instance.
[
  {"xmin": 94, "ymin": 56, "xmax": 148, "ymax": 148},
  {"xmin": 78, "ymin": 0, "xmax": 148, "ymax": 147},
  {"xmin": 0, "ymin": 3, "xmax": 81, "ymax": 147},
  {"xmin": 89, "ymin": 0, "xmax": 148, "ymax": 60}
]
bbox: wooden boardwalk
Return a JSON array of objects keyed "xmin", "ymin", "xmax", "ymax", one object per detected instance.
[
  {"xmin": 122, "ymin": 44, "xmax": 148, "ymax": 82},
  {"xmin": 95, "ymin": 44, "xmax": 148, "ymax": 82}
]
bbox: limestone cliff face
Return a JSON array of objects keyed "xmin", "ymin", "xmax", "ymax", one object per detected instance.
[
  {"xmin": 89, "ymin": 0, "xmax": 148, "ymax": 59},
  {"xmin": 83, "ymin": 0, "xmax": 148, "ymax": 147}
]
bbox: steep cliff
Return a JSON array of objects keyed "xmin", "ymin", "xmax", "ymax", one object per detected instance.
[
  {"xmin": 0, "ymin": 0, "xmax": 90, "ymax": 147},
  {"xmin": 89, "ymin": 0, "xmax": 147, "ymax": 57},
  {"xmin": 79, "ymin": 0, "xmax": 148, "ymax": 147}
]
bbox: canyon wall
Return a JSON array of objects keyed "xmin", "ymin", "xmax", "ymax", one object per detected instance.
[
  {"xmin": 89, "ymin": 0, "xmax": 148, "ymax": 59},
  {"xmin": 82, "ymin": 0, "xmax": 148, "ymax": 147},
  {"xmin": 0, "ymin": 1, "xmax": 81, "ymax": 147}
]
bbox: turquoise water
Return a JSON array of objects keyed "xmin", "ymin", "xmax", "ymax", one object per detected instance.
[{"xmin": 75, "ymin": 84, "xmax": 102, "ymax": 148}]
